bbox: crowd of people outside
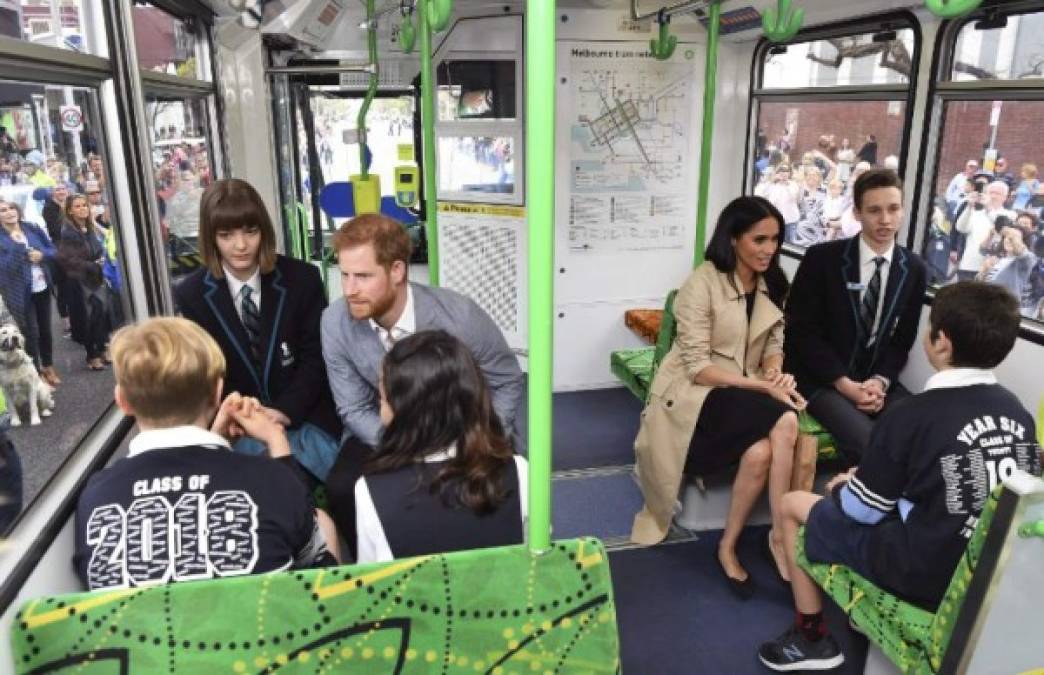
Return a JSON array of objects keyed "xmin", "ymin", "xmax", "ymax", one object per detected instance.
[
  {"xmin": 929, "ymin": 156, "xmax": 1044, "ymax": 320},
  {"xmin": 0, "ymin": 139, "xmax": 123, "ymax": 382},
  {"xmin": 752, "ymin": 128, "xmax": 1044, "ymax": 321},
  {"xmin": 752, "ymin": 131, "xmax": 890, "ymax": 247}
]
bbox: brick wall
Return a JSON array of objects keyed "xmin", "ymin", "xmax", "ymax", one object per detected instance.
[
  {"xmin": 935, "ymin": 100, "xmax": 1044, "ymax": 195},
  {"xmin": 758, "ymin": 100, "xmax": 906, "ymax": 167}
]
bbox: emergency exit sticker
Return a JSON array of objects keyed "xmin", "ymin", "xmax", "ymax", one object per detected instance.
[{"xmin": 60, "ymin": 105, "xmax": 83, "ymax": 131}]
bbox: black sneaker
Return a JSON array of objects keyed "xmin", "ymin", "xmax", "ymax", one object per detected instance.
[{"xmin": 758, "ymin": 625, "xmax": 844, "ymax": 671}]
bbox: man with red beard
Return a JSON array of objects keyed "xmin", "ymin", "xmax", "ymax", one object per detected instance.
[{"xmin": 321, "ymin": 214, "xmax": 523, "ymax": 557}]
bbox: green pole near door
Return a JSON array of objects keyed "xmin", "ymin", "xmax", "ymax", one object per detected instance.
[
  {"xmin": 418, "ymin": 0, "xmax": 441, "ymax": 286},
  {"xmin": 525, "ymin": 0, "xmax": 555, "ymax": 553},
  {"xmin": 693, "ymin": 0, "xmax": 721, "ymax": 267},
  {"xmin": 357, "ymin": 0, "xmax": 379, "ymax": 179}
]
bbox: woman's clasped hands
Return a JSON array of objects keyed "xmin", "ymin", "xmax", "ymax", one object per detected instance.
[{"xmin": 759, "ymin": 367, "xmax": 806, "ymax": 410}]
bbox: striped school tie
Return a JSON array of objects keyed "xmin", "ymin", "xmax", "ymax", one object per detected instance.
[
  {"xmin": 859, "ymin": 256, "xmax": 886, "ymax": 346},
  {"xmin": 239, "ymin": 285, "xmax": 261, "ymax": 363}
]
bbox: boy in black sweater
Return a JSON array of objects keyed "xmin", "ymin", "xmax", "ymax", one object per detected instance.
[
  {"xmin": 74, "ymin": 317, "xmax": 339, "ymax": 591},
  {"xmin": 759, "ymin": 282, "xmax": 1041, "ymax": 671}
]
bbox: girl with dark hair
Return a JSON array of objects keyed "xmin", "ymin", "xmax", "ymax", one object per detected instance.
[
  {"xmin": 353, "ymin": 330, "xmax": 527, "ymax": 563},
  {"xmin": 632, "ymin": 196, "xmax": 804, "ymax": 597},
  {"xmin": 174, "ymin": 178, "xmax": 341, "ymax": 482}
]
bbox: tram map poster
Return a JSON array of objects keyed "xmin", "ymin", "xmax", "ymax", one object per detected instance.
[{"xmin": 560, "ymin": 44, "xmax": 697, "ymax": 254}]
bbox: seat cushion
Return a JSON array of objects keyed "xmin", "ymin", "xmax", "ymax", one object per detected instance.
[
  {"xmin": 611, "ymin": 347, "xmax": 654, "ymax": 402},
  {"xmin": 12, "ymin": 537, "xmax": 620, "ymax": 674},
  {"xmin": 624, "ymin": 309, "xmax": 663, "ymax": 345},
  {"xmin": 798, "ymin": 411, "xmax": 840, "ymax": 462},
  {"xmin": 797, "ymin": 528, "xmax": 935, "ymax": 673}
]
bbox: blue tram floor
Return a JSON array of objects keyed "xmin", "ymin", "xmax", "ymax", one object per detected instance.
[{"xmin": 608, "ymin": 529, "xmax": 868, "ymax": 674}]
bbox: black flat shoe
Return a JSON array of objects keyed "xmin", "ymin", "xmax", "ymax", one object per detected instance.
[{"xmin": 716, "ymin": 552, "xmax": 755, "ymax": 601}]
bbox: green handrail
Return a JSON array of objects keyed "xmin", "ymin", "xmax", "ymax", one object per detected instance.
[
  {"xmin": 762, "ymin": 0, "xmax": 804, "ymax": 43},
  {"xmin": 924, "ymin": 0, "xmax": 983, "ymax": 20},
  {"xmin": 694, "ymin": 0, "xmax": 721, "ymax": 267},
  {"xmin": 357, "ymin": 0, "xmax": 379, "ymax": 179},
  {"xmin": 418, "ymin": 0, "xmax": 440, "ymax": 285},
  {"xmin": 525, "ymin": 0, "xmax": 555, "ymax": 553}
]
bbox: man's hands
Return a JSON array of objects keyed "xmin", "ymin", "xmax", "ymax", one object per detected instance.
[
  {"xmin": 211, "ymin": 393, "xmax": 291, "ymax": 458},
  {"xmin": 835, "ymin": 376, "xmax": 885, "ymax": 414}
]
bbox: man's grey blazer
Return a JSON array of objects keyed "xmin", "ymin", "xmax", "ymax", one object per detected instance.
[{"xmin": 320, "ymin": 282, "xmax": 524, "ymax": 448}]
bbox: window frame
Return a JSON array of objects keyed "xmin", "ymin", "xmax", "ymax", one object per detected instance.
[
  {"xmin": 913, "ymin": 0, "xmax": 1044, "ymax": 343},
  {"xmin": 744, "ymin": 11, "xmax": 922, "ymax": 259}
]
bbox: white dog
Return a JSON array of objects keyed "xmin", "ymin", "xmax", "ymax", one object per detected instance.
[{"xmin": 0, "ymin": 324, "xmax": 54, "ymax": 427}]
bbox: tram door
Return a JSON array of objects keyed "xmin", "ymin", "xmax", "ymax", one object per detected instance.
[{"xmin": 272, "ymin": 75, "xmax": 417, "ymax": 291}]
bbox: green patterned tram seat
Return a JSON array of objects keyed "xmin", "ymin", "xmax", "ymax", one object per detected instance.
[
  {"xmin": 610, "ymin": 290, "xmax": 678, "ymax": 403},
  {"xmin": 11, "ymin": 537, "xmax": 619, "ymax": 674},
  {"xmin": 797, "ymin": 411, "xmax": 840, "ymax": 463},
  {"xmin": 796, "ymin": 486, "xmax": 1005, "ymax": 674}
]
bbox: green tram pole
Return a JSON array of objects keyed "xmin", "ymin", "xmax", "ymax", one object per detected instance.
[
  {"xmin": 418, "ymin": 0, "xmax": 441, "ymax": 285},
  {"xmin": 693, "ymin": 0, "xmax": 721, "ymax": 267},
  {"xmin": 526, "ymin": 0, "xmax": 555, "ymax": 552},
  {"xmin": 357, "ymin": 0, "xmax": 379, "ymax": 179}
]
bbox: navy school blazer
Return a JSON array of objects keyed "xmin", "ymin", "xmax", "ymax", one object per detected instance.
[
  {"xmin": 783, "ymin": 236, "xmax": 928, "ymax": 398},
  {"xmin": 174, "ymin": 254, "xmax": 341, "ymax": 439}
]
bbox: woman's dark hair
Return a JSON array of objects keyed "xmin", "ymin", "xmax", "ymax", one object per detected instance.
[
  {"xmin": 367, "ymin": 330, "xmax": 515, "ymax": 515},
  {"xmin": 703, "ymin": 196, "xmax": 790, "ymax": 307},
  {"xmin": 62, "ymin": 193, "xmax": 96, "ymax": 236}
]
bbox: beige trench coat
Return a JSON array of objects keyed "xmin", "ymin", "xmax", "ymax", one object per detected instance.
[{"xmin": 631, "ymin": 262, "xmax": 785, "ymax": 545}]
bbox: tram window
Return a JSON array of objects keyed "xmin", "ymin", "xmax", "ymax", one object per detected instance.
[
  {"xmin": 762, "ymin": 30, "xmax": 916, "ymax": 89},
  {"xmin": 950, "ymin": 12, "xmax": 1044, "ymax": 82},
  {"xmin": 131, "ymin": 2, "xmax": 207, "ymax": 80},
  {"xmin": 437, "ymin": 136, "xmax": 515, "ymax": 195},
  {"xmin": 752, "ymin": 100, "xmax": 906, "ymax": 246},
  {"xmin": 0, "ymin": 0, "xmax": 104, "ymax": 55},
  {"xmin": 145, "ymin": 96, "xmax": 215, "ymax": 281},
  {"xmin": 0, "ymin": 80, "xmax": 132, "ymax": 532},
  {"xmin": 922, "ymin": 7, "xmax": 1044, "ymax": 325},
  {"xmin": 750, "ymin": 23, "xmax": 917, "ymax": 250}
]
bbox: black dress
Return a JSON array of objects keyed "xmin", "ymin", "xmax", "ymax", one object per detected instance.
[{"xmin": 684, "ymin": 292, "xmax": 791, "ymax": 476}]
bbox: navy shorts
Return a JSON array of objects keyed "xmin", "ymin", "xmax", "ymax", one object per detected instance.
[{"xmin": 803, "ymin": 496, "xmax": 879, "ymax": 583}]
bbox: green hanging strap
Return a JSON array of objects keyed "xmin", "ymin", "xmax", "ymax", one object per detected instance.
[
  {"xmin": 924, "ymin": 0, "xmax": 983, "ymax": 20},
  {"xmin": 427, "ymin": 0, "xmax": 452, "ymax": 33},
  {"xmin": 762, "ymin": 0, "xmax": 804, "ymax": 43},
  {"xmin": 399, "ymin": 5, "xmax": 417, "ymax": 53},
  {"xmin": 649, "ymin": 10, "xmax": 677, "ymax": 61}
]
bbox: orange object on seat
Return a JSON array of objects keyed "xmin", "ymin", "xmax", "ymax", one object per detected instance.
[{"xmin": 624, "ymin": 309, "xmax": 664, "ymax": 345}]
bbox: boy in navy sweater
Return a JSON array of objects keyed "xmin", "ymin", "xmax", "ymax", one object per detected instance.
[
  {"xmin": 759, "ymin": 282, "xmax": 1041, "ymax": 671},
  {"xmin": 74, "ymin": 317, "xmax": 338, "ymax": 591}
]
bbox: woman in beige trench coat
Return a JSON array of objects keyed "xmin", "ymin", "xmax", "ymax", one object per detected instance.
[{"xmin": 631, "ymin": 196, "xmax": 806, "ymax": 596}]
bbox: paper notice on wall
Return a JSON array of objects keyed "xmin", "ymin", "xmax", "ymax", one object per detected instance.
[{"xmin": 562, "ymin": 46, "xmax": 696, "ymax": 254}]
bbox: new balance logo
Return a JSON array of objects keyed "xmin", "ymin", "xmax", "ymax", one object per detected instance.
[{"xmin": 782, "ymin": 645, "xmax": 804, "ymax": 662}]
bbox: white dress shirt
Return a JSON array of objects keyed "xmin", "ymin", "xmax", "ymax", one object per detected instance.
[
  {"xmin": 354, "ymin": 449, "xmax": 529, "ymax": 564},
  {"xmin": 128, "ymin": 425, "xmax": 231, "ymax": 458},
  {"xmin": 858, "ymin": 235, "xmax": 894, "ymax": 343},
  {"xmin": 370, "ymin": 284, "xmax": 415, "ymax": 351},
  {"xmin": 923, "ymin": 368, "xmax": 997, "ymax": 392},
  {"xmin": 223, "ymin": 265, "xmax": 261, "ymax": 323}
]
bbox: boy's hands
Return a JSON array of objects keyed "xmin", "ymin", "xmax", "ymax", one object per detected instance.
[{"xmin": 211, "ymin": 393, "xmax": 291, "ymax": 458}]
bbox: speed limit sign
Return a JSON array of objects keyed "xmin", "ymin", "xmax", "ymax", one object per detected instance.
[{"xmin": 60, "ymin": 105, "xmax": 83, "ymax": 132}]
